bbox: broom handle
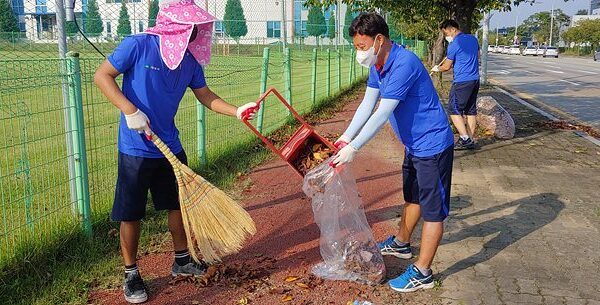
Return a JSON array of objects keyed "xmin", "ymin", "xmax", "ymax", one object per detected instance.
[
  {"xmin": 429, "ymin": 57, "xmax": 447, "ymax": 76},
  {"xmin": 145, "ymin": 131, "xmax": 184, "ymax": 169}
]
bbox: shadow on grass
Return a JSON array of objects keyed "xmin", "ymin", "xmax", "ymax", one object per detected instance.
[{"xmin": 0, "ymin": 79, "xmax": 367, "ymax": 305}]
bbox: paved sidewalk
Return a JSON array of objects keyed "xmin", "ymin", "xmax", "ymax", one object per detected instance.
[{"xmin": 90, "ymin": 87, "xmax": 600, "ymax": 305}]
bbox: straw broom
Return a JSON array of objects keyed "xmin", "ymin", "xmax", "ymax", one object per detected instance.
[{"xmin": 146, "ymin": 131, "xmax": 256, "ymax": 263}]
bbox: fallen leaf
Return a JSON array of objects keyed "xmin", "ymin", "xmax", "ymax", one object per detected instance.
[
  {"xmin": 238, "ymin": 297, "xmax": 249, "ymax": 304},
  {"xmin": 281, "ymin": 295, "xmax": 293, "ymax": 302},
  {"xmin": 270, "ymin": 287, "xmax": 291, "ymax": 294},
  {"xmin": 191, "ymin": 301, "xmax": 200, "ymax": 305},
  {"xmin": 284, "ymin": 276, "xmax": 299, "ymax": 282},
  {"xmin": 296, "ymin": 282, "xmax": 310, "ymax": 289}
]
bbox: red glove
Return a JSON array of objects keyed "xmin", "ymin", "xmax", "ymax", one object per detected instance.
[{"xmin": 334, "ymin": 135, "xmax": 351, "ymax": 149}]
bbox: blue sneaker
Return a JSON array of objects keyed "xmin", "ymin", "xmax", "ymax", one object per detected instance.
[
  {"xmin": 389, "ymin": 264, "xmax": 435, "ymax": 293},
  {"xmin": 378, "ymin": 235, "xmax": 412, "ymax": 259}
]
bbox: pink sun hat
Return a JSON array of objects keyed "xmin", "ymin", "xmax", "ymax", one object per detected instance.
[{"xmin": 144, "ymin": 0, "xmax": 215, "ymax": 70}]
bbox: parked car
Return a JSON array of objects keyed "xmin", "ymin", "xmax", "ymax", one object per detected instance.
[
  {"xmin": 522, "ymin": 46, "xmax": 538, "ymax": 56},
  {"xmin": 495, "ymin": 45, "xmax": 505, "ymax": 53},
  {"xmin": 594, "ymin": 47, "xmax": 600, "ymax": 61},
  {"xmin": 502, "ymin": 46, "xmax": 511, "ymax": 54},
  {"xmin": 543, "ymin": 46, "xmax": 559, "ymax": 58},
  {"xmin": 488, "ymin": 45, "xmax": 496, "ymax": 52},
  {"xmin": 536, "ymin": 47, "xmax": 546, "ymax": 56},
  {"xmin": 509, "ymin": 45, "xmax": 521, "ymax": 55}
]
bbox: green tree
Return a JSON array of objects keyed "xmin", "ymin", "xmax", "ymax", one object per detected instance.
[
  {"xmin": 307, "ymin": 6, "xmax": 326, "ymax": 45},
  {"xmin": 327, "ymin": 15, "xmax": 336, "ymax": 40},
  {"xmin": 65, "ymin": 21, "xmax": 78, "ymax": 37},
  {"xmin": 85, "ymin": 0, "xmax": 103, "ymax": 37},
  {"xmin": 519, "ymin": 9, "xmax": 570, "ymax": 45},
  {"xmin": 148, "ymin": 0, "xmax": 159, "ymax": 27},
  {"xmin": 117, "ymin": 2, "xmax": 132, "ymax": 37},
  {"xmin": 563, "ymin": 19, "xmax": 600, "ymax": 49},
  {"xmin": 223, "ymin": 0, "xmax": 248, "ymax": 41},
  {"xmin": 575, "ymin": 9, "xmax": 588, "ymax": 15},
  {"xmin": 0, "ymin": 0, "xmax": 20, "ymax": 34},
  {"xmin": 343, "ymin": 6, "xmax": 354, "ymax": 44}
]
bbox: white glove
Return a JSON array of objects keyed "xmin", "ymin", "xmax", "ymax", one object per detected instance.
[
  {"xmin": 124, "ymin": 109, "xmax": 150, "ymax": 134},
  {"xmin": 236, "ymin": 102, "xmax": 259, "ymax": 120},
  {"xmin": 334, "ymin": 134, "xmax": 351, "ymax": 149},
  {"xmin": 331, "ymin": 144, "xmax": 358, "ymax": 167},
  {"xmin": 431, "ymin": 65, "xmax": 441, "ymax": 72}
]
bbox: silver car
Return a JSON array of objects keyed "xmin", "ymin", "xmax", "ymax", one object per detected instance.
[
  {"xmin": 594, "ymin": 47, "xmax": 600, "ymax": 61},
  {"xmin": 543, "ymin": 47, "xmax": 559, "ymax": 58},
  {"xmin": 502, "ymin": 46, "xmax": 511, "ymax": 54},
  {"xmin": 522, "ymin": 46, "xmax": 537, "ymax": 56},
  {"xmin": 536, "ymin": 47, "xmax": 546, "ymax": 56}
]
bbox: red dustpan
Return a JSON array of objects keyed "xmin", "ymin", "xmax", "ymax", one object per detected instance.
[{"xmin": 242, "ymin": 88, "xmax": 337, "ymax": 177}]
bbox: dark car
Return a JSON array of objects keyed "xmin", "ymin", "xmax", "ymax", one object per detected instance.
[{"xmin": 595, "ymin": 47, "xmax": 600, "ymax": 61}]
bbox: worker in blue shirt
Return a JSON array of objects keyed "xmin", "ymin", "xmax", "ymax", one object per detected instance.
[
  {"xmin": 332, "ymin": 13, "xmax": 454, "ymax": 293},
  {"xmin": 432, "ymin": 20, "xmax": 481, "ymax": 150},
  {"xmin": 93, "ymin": 3, "xmax": 258, "ymax": 301}
]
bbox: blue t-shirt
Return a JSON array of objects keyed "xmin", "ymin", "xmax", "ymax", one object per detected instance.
[
  {"xmin": 367, "ymin": 44, "xmax": 454, "ymax": 157},
  {"xmin": 447, "ymin": 33, "xmax": 480, "ymax": 83},
  {"xmin": 108, "ymin": 34, "xmax": 207, "ymax": 158}
]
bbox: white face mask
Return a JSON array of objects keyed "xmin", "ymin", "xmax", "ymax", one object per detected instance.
[
  {"xmin": 356, "ymin": 35, "xmax": 382, "ymax": 68},
  {"xmin": 445, "ymin": 36, "xmax": 454, "ymax": 43}
]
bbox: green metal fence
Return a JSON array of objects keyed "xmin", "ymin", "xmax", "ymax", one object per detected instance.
[{"xmin": 0, "ymin": 46, "xmax": 366, "ymax": 269}]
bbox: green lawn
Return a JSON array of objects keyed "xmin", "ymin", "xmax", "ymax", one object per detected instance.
[{"xmin": 0, "ymin": 47, "xmax": 365, "ymax": 272}]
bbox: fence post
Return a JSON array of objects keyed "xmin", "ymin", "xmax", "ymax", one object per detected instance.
[
  {"xmin": 257, "ymin": 47, "xmax": 270, "ymax": 133},
  {"xmin": 196, "ymin": 103, "xmax": 207, "ymax": 167},
  {"xmin": 284, "ymin": 47, "xmax": 292, "ymax": 111},
  {"xmin": 66, "ymin": 52, "xmax": 92, "ymax": 237},
  {"xmin": 348, "ymin": 49, "xmax": 354, "ymax": 84},
  {"xmin": 326, "ymin": 49, "xmax": 331, "ymax": 97},
  {"xmin": 311, "ymin": 48, "xmax": 317, "ymax": 105},
  {"xmin": 337, "ymin": 50, "xmax": 342, "ymax": 90}
]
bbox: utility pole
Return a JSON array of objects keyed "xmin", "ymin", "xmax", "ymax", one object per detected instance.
[
  {"xmin": 549, "ymin": 0, "xmax": 555, "ymax": 46},
  {"xmin": 514, "ymin": 11, "xmax": 519, "ymax": 44},
  {"xmin": 281, "ymin": 0, "xmax": 288, "ymax": 47},
  {"xmin": 495, "ymin": 22, "xmax": 499, "ymax": 46},
  {"xmin": 482, "ymin": 11, "xmax": 492, "ymax": 86}
]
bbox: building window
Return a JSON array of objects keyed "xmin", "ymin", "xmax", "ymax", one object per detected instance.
[
  {"xmin": 138, "ymin": 21, "xmax": 143, "ymax": 32},
  {"xmin": 35, "ymin": 0, "xmax": 47, "ymax": 14},
  {"xmin": 267, "ymin": 21, "xmax": 281, "ymax": 38},
  {"xmin": 106, "ymin": 22, "xmax": 111, "ymax": 34}
]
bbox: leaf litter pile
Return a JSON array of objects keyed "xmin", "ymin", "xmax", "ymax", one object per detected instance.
[
  {"xmin": 538, "ymin": 120, "xmax": 600, "ymax": 139},
  {"xmin": 294, "ymin": 141, "xmax": 334, "ymax": 175},
  {"xmin": 169, "ymin": 254, "xmax": 325, "ymax": 304}
]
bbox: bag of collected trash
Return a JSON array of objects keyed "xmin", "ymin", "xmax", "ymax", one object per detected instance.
[
  {"xmin": 476, "ymin": 96, "xmax": 515, "ymax": 139},
  {"xmin": 302, "ymin": 159, "xmax": 386, "ymax": 285}
]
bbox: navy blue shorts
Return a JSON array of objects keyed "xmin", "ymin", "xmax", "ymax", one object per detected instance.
[
  {"xmin": 402, "ymin": 145, "xmax": 454, "ymax": 222},
  {"xmin": 448, "ymin": 80, "xmax": 480, "ymax": 116},
  {"xmin": 111, "ymin": 151, "xmax": 187, "ymax": 221}
]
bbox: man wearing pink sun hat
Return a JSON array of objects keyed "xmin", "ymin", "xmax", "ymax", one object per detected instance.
[{"xmin": 94, "ymin": 0, "xmax": 257, "ymax": 303}]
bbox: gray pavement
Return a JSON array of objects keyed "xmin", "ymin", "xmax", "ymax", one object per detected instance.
[{"xmin": 487, "ymin": 53, "xmax": 600, "ymax": 128}]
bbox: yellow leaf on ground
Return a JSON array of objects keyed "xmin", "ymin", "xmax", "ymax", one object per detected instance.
[
  {"xmin": 284, "ymin": 276, "xmax": 299, "ymax": 282},
  {"xmin": 281, "ymin": 295, "xmax": 293, "ymax": 302},
  {"xmin": 238, "ymin": 297, "xmax": 249, "ymax": 304},
  {"xmin": 296, "ymin": 282, "xmax": 310, "ymax": 289}
]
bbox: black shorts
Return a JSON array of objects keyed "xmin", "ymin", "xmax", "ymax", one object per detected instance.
[
  {"xmin": 448, "ymin": 80, "xmax": 480, "ymax": 116},
  {"xmin": 402, "ymin": 145, "xmax": 454, "ymax": 222},
  {"xmin": 111, "ymin": 151, "xmax": 187, "ymax": 221}
]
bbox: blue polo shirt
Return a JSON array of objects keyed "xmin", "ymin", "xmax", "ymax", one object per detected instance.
[
  {"xmin": 367, "ymin": 44, "xmax": 453, "ymax": 157},
  {"xmin": 108, "ymin": 34, "xmax": 207, "ymax": 158},
  {"xmin": 447, "ymin": 33, "xmax": 480, "ymax": 83}
]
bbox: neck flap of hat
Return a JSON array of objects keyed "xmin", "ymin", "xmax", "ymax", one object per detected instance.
[{"xmin": 144, "ymin": 0, "xmax": 215, "ymax": 70}]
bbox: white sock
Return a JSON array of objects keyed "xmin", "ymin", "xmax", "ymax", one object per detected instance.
[
  {"xmin": 459, "ymin": 135, "xmax": 470, "ymax": 141},
  {"xmin": 416, "ymin": 265, "xmax": 431, "ymax": 276},
  {"xmin": 393, "ymin": 237, "xmax": 409, "ymax": 247}
]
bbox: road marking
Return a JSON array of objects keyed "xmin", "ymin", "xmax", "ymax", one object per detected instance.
[
  {"xmin": 542, "ymin": 61, "xmax": 553, "ymax": 64},
  {"xmin": 547, "ymin": 70, "xmax": 564, "ymax": 74},
  {"xmin": 546, "ymin": 65, "xmax": 561, "ymax": 69},
  {"xmin": 522, "ymin": 70, "xmax": 539, "ymax": 75},
  {"xmin": 558, "ymin": 79, "xmax": 581, "ymax": 86},
  {"xmin": 579, "ymin": 70, "xmax": 598, "ymax": 75}
]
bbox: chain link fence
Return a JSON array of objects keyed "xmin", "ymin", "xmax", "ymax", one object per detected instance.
[{"xmin": 0, "ymin": 0, "xmax": 427, "ymax": 270}]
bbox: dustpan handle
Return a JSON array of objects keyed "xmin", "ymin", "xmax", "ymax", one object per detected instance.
[{"xmin": 243, "ymin": 88, "xmax": 310, "ymax": 131}]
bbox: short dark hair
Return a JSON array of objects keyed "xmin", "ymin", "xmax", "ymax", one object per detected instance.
[
  {"xmin": 439, "ymin": 20, "xmax": 460, "ymax": 30},
  {"xmin": 348, "ymin": 12, "xmax": 390, "ymax": 38}
]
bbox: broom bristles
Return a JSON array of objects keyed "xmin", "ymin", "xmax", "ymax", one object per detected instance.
[{"xmin": 151, "ymin": 134, "xmax": 256, "ymax": 263}]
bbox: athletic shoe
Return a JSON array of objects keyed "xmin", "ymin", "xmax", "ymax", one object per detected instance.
[
  {"xmin": 378, "ymin": 235, "xmax": 413, "ymax": 259},
  {"xmin": 171, "ymin": 260, "xmax": 208, "ymax": 277},
  {"xmin": 123, "ymin": 270, "xmax": 148, "ymax": 304},
  {"xmin": 389, "ymin": 264, "xmax": 435, "ymax": 293},
  {"xmin": 455, "ymin": 137, "xmax": 476, "ymax": 150}
]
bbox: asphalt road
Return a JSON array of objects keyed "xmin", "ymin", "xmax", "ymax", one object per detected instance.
[{"xmin": 487, "ymin": 53, "xmax": 600, "ymax": 128}]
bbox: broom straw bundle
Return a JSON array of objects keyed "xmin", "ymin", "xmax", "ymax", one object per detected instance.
[{"xmin": 148, "ymin": 132, "xmax": 256, "ymax": 263}]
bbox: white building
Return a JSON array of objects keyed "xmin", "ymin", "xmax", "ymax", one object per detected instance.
[
  {"xmin": 11, "ymin": 0, "xmax": 350, "ymax": 45},
  {"xmin": 571, "ymin": 14, "xmax": 600, "ymax": 27}
]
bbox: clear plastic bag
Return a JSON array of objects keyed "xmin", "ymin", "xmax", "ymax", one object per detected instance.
[
  {"xmin": 476, "ymin": 96, "xmax": 515, "ymax": 139},
  {"xmin": 303, "ymin": 159, "xmax": 386, "ymax": 285}
]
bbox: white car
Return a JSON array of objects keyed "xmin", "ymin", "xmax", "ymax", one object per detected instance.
[
  {"xmin": 509, "ymin": 45, "xmax": 521, "ymax": 55},
  {"xmin": 494, "ymin": 45, "xmax": 504, "ymax": 53},
  {"xmin": 536, "ymin": 47, "xmax": 546, "ymax": 56},
  {"xmin": 544, "ymin": 47, "xmax": 559, "ymax": 58},
  {"xmin": 488, "ymin": 45, "xmax": 495, "ymax": 52},
  {"xmin": 522, "ymin": 46, "xmax": 538, "ymax": 56},
  {"xmin": 502, "ymin": 46, "xmax": 511, "ymax": 54}
]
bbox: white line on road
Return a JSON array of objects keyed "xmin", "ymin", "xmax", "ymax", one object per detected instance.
[
  {"xmin": 558, "ymin": 79, "xmax": 581, "ymax": 86},
  {"xmin": 542, "ymin": 61, "xmax": 553, "ymax": 64},
  {"xmin": 547, "ymin": 70, "xmax": 564, "ymax": 74},
  {"xmin": 579, "ymin": 70, "xmax": 598, "ymax": 75},
  {"xmin": 522, "ymin": 70, "xmax": 539, "ymax": 75},
  {"xmin": 546, "ymin": 65, "xmax": 561, "ymax": 69}
]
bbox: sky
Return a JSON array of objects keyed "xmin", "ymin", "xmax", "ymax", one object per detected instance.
[{"xmin": 491, "ymin": 0, "xmax": 592, "ymax": 28}]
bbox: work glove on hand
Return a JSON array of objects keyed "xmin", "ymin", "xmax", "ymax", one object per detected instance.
[
  {"xmin": 124, "ymin": 109, "xmax": 150, "ymax": 134},
  {"xmin": 431, "ymin": 65, "xmax": 441, "ymax": 72},
  {"xmin": 334, "ymin": 135, "xmax": 351, "ymax": 149},
  {"xmin": 331, "ymin": 144, "xmax": 358, "ymax": 167},
  {"xmin": 236, "ymin": 102, "xmax": 259, "ymax": 120}
]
